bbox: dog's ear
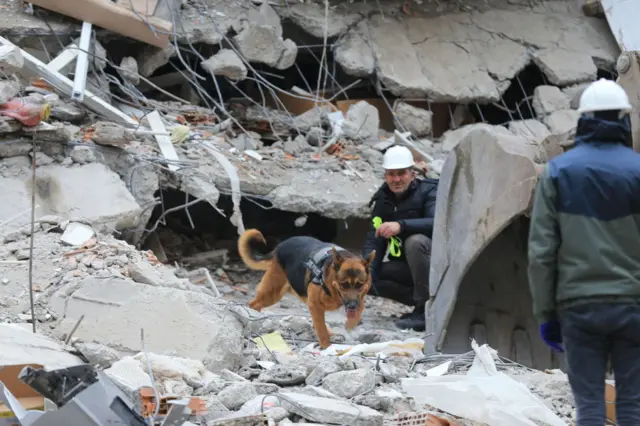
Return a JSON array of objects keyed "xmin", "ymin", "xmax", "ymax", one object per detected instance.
[
  {"xmin": 363, "ymin": 250, "xmax": 376, "ymax": 270},
  {"xmin": 331, "ymin": 246, "xmax": 343, "ymax": 271}
]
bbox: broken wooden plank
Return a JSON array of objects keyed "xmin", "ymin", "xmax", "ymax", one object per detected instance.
[
  {"xmin": 27, "ymin": 0, "xmax": 172, "ymax": 48},
  {"xmin": 0, "ymin": 37, "xmax": 138, "ymax": 126},
  {"xmin": 147, "ymin": 110, "xmax": 180, "ymax": 171}
]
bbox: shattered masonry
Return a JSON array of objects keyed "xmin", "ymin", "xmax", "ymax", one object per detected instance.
[{"xmin": 0, "ymin": 0, "xmax": 619, "ymax": 424}]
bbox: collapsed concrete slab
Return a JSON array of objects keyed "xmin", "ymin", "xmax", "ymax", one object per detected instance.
[
  {"xmin": 0, "ymin": 323, "xmax": 84, "ymax": 369},
  {"xmin": 533, "ymin": 48, "xmax": 598, "ymax": 86},
  {"xmin": 234, "ymin": 24, "xmax": 297, "ymax": 69},
  {"xmin": 334, "ymin": 21, "xmax": 374, "ymax": 77},
  {"xmin": 544, "ymin": 109, "xmax": 580, "ymax": 135},
  {"xmin": 35, "ymin": 163, "xmax": 142, "ymax": 230},
  {"xmin": 279, "ymin": 3, "xmax": 363, "ymax": 39},
  {"xmin": 439, "ymin": 123, "xmax": 512, "ymax": 152},
  {"xmin": 50, "ymin": 278, "xmax": 245, "ymax": 372},
  {"xmin": 532, "ymin": 85, "xmax": 571, "ymax": 116},
  {"xmin": 188, "ymin": 150, "xmax": 381, "ymax": 219},
  {"xmin": 508, "ymin": 119, "xmax": 551, "ymax": 142},
  {"xmin": 279, "ymin": 392, "xmax": 383, "ymax": 426},
  {"xmin": 393, "ymin": 102, "xmax": 433, "ymax": 137},
  {"xmin": 202, "ymin": 49, "xmax": 248, "ymax": 81},
  {"xmin": 427, "ymin": 128, "xmax": 564, "ymax": 369},
  {"xmin": 563, "ymin": 83, "xmax": 590, "ymax": 109},
  {"xmin": 336, "ymin": 4, "xmax": 617, "ymax": 102}
]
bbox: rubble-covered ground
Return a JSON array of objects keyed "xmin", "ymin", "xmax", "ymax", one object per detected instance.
[
  {"xmin": 0, "ymin": 0, "xmax": 616, "ymax": 423},
  {"xmin": 0, "ymin": 225, "xmax": 576, "ymax": 425}
]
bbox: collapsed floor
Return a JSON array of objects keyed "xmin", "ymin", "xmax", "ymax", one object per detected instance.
[{"xmin": 0, "ymin": 0, "xmax": 622, "ymax": 424}]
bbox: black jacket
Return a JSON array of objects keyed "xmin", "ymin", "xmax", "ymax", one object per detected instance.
[{"xmin": 362, "ymin": 178, "xmax": 438, "ymax": 277}]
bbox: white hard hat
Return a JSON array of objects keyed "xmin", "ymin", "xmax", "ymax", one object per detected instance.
[
  {"xmin": 382, "ymin": 145, "xmax": 414, "ymax": 170},
  {"xmin": 578, "ymin": 78, "xmax": 632, "ymax": 114}
]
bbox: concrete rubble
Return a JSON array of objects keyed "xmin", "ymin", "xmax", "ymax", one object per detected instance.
[{"xmin": 0, "ymin": 0, "xmax": 619, "ymax": 423}]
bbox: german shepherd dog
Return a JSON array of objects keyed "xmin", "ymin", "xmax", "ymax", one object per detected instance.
[{"xmin": 238, "ymin": 229, "xmax": 376, "ymax": 349}]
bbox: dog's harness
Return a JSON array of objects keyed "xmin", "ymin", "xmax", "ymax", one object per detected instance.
[{"xmin": 304, "ymin": 245, "xmax": 346, "ymax": 297}]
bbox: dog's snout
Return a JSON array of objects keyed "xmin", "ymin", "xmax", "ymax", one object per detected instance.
[{"xmin": 344, "ymin": 299, "xmax": 359, "ymax": 311}]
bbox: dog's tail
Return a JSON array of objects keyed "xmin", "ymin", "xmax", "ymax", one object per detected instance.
[{"xmin": 237, "ymin": 229, "xmax": 274, "ymax": 271}]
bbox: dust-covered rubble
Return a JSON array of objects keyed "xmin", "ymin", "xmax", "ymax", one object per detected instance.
[
  {"xmin": 0, "ymin": 310, "xmax": 577, "ymax": 425},
  {"xmin": 0, "ymin": 1, "xmax": 607, "ymax": 423},
  {"xmin": 0, "ymin": 211, "xmax": 577, "ymax": 424}
]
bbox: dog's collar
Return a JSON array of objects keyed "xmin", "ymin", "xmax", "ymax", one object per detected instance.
[{"xmin": 304, "ymin": 246, "xmax": 346, "ymax": 297}]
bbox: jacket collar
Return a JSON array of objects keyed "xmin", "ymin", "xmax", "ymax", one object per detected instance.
[{"xmin": 574, "ymin": 115, "xmax": 631, "ymax": 148}]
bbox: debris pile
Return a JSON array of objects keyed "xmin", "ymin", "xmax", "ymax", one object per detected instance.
[{"xmin": 0, "ymin": 0, "xmax": 622, "ymax": 424}]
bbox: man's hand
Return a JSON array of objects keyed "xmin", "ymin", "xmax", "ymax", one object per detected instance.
[{"xmin": 376, "ymin": 221, "xmax": 401, "ymax": 238}]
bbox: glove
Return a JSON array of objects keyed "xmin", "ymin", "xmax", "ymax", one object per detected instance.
[{"xmin": 539, "ymin": 321, "xmax": 564, "ymax": 353}]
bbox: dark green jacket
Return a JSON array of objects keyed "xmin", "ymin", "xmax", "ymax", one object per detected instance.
[{"xmin": 527, "ymin": 116, "xmax": 640, "ymax": 323}]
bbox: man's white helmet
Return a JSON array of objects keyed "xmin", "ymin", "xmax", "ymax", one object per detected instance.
[
  {"xmin": 382, "ymin": 145, "xmax": 414, "ymax": 170},
  {"xmin": 578, "ymin": 78, "xmax": 632, "ymax": 114}
]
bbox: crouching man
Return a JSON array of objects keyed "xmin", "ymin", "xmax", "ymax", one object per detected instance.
[
  {"xmin": 528, "ymin": 78, "xmax": 640, "ymax": 425},
  {"xmin": 362, "ymin": 145, "xmax": 438, "ymax": 331}
]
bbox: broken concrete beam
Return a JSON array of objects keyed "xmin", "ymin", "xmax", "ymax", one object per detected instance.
[
  {"xmin": 276, "ymin": 39, "xmax": 298, "ymax": 70},
  {"xmin": 248, "ymin": 2, "xmax": 283, "ymax": 38},
  {"xmin": 439, "ymin": 123, "xmax": 513, "ymax": 152},
  {"xmin": 562, "ymin": 83, "xmax": 590, "ymax": 109},
  {"xmin": 334, "ymin": 7, "xmax": 617, "ymax": 103},
  {"xmin": 334, "ymin": 21, "xmax": 374, "ymax": 77},
  {"xmin": 0, "ymin": 45, "xmax": 24, "ymax": 72},
  {"xmin": 201, "ymin": 49, "xmax": 248, "ymax": 81},
  {"xmin": 50, "ymin": 277, "xmax": 245, "ymax": 372},
  {"xmin": 321, "ymin": 368, "xmax": 377, "ymax": 399},
  {"xmin": 282, "ymin": 3, "xmax": 363, "ymax": 39},
  {"xmin": 532, "ymin": 85, "xmax": 571, "ymax": 116},
  {"xmin": 233, "ymin": 24, "xmax": 297, "ymax": 69},
  {"xmin": 120, "ymin": 56, "xmax": 140, "ymax": 85},
  {"xmin": 0, "ymin": 323, "xmax": 84, "ymax": 369},
  {"xmin": 35, "ymin": 162, "xmax": 142, "ymax": 229},
  {"xmin": 533, "ymin": 48, "xmax": 598, "ymax": 86},
  {"xmin": 49, "ymin": 99, "xmax": 87, "ymax": 123},
  {"xmin": 91, "ymin": 121, "xmax": 132, "ymax": 147},
  {"xmin": 278, "ymin": 392, "xmax": 383, "ymax": 426},
  {"xmin": 342, "ymin": 101, "xmax": 379, "ymax": 140},
  {"xmin": 508, "ymin": 119, "xmax": 551, "ymax": 142},
  {"xmin": 544, "ymin": 109, "xmax": 580, "ymax": 135},
  {"xmin": 393, "ymin": 101, "xmax": 433, "ymax": 137},
  {"xmin": 137, "ymin": 44, "xmax": 175, "ymax": 77}
]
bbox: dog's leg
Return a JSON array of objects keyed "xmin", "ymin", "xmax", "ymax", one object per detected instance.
[
  {"xmin": 309, "ymin": 304, "xmax": 332, "ymax": 349},
  {"xmin": 248, "ymin": 262, "xmax": 288, "ymax": 311}
]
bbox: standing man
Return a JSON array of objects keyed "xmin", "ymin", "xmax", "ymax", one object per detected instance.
[
  {"xmin": 528, "ymin": 78, "xmax": 640, "ymax": 425},
  {"xmin": 362, "ymin": 145, "xmax": 438, "ymax": 331}
]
